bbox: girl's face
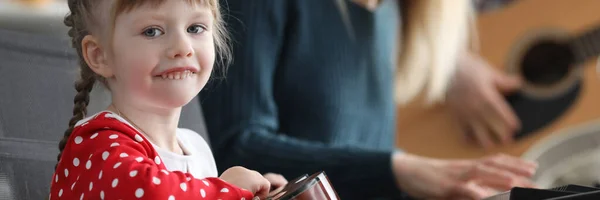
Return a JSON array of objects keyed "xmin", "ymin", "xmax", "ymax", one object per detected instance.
[{"xmin": 107, "ymin": 1, "xmax": 215, "ymax": 110}]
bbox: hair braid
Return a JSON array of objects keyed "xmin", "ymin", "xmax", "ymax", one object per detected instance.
[{"xmin": 56, "ymin": 0, "xmax": 97, "ymax": 168}]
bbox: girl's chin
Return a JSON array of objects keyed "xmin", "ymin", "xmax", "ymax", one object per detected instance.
[{"xmin": 153, "ymin": 92, "xmax": 199, "ymax": 108}]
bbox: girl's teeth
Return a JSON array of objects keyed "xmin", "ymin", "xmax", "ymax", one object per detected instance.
[{"xmin": 160, "ymin": 70, "xmax": 195, "ymax": 80}]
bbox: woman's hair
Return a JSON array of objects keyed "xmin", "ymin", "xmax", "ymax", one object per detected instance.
[
  {"xmin": 335, "ymin": 0, "xmax": 477, "ymax": 105},
  {"xmin": 56, "ymin": 0, "xmax": 230, "ymax": 168},
  {"xmin": 396, "ymin": 0, "xmax": 477, "ymax": 105}
]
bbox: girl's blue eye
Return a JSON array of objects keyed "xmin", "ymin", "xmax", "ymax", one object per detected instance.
[
  {"xmin": 143, "ymin": 27, "xmax": 163, "ymax": 37},
  {"xmin": 187, "ymin": 24, "xmax": 206, "ymax": 34}
]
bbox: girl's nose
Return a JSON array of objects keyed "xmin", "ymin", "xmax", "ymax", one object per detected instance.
[{"xmin": 167, "ymin": 34, "xmax": 194, "ymax": 59}]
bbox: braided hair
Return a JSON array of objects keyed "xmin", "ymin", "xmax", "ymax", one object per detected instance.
[{"xmin": 56, "ymin": 0, "xmax": 101, "ymax": 169}]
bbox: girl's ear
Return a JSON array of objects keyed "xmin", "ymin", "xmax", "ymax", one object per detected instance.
[{"xmin": 81, "ymin": 35, "xmax": 113, "ymax": 78}]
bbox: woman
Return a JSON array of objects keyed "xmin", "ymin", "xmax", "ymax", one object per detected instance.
[{"xmin": 200, "ymin": 0, "xmax": 533, "ymax": 199}]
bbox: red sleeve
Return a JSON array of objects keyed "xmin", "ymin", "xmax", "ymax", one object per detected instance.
[{"xmin": 50, "ymin": 112, "xmax": 253, "ymax": 200}]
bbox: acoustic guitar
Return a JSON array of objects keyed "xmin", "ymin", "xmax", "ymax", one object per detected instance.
[{"xmin": 395, "ymin": 0, "xmax": 600, "ymax": 159}]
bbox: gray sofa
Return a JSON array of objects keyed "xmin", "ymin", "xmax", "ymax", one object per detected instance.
[{"xmin": 0, "ymin": 28, "xmax": 209, "ymax": 199}]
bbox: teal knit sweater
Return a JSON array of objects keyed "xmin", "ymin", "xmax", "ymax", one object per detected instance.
[{"xmin": 201, "ymin": 0, "xmax": 403, "ymax": 199}]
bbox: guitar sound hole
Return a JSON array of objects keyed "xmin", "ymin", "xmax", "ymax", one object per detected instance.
[{"xmin": 520, "ymin": 40, "xmax": 575, "ymax": 86}]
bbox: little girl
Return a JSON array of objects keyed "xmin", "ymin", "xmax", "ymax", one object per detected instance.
[{"xmin": 50, "ymin": 0, "xmax": 281, "ymax": 199}]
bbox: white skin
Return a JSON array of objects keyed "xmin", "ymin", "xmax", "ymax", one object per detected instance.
[{"xmin": 79, "ymin": 1, "xmax": 284, "ymax": 198}]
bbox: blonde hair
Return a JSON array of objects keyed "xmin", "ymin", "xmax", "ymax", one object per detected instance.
[
  {"xmin": 397, "ymin": 0, "xmax": 477, "ymax": 105},
  {"xmin": 336, "ymin": 0, "xmax": 477, "ymax": 105}
]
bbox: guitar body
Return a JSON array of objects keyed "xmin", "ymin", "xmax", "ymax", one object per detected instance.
[{"xmin": 395, "ymin": 0, "xmax": 600, "ymax": 159}]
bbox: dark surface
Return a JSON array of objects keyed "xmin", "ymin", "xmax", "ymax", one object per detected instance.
[
  {"xmin": 520, "ymin": 40, "xmax": 575, "ymax": 86},
  {"xmin": 508, "ymin": 81, "xmax": 581, "ymax": 140}
]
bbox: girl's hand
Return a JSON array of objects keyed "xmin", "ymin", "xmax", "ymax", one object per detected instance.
[
  {"xmin": 220, "ymin": 166, "xmax": 271, "ymax": 199},
  {"xmin": 263, "ymin": 173, "xmax": 288, "ymax": 189},
  {"xmin": 392, "ymin": 153, "xmax": 538, "ymax": 200}
]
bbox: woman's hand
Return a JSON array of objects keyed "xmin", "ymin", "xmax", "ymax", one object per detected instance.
[
  {"xmin": 447, "ymin": 51, "xmax": 523, "ymax": 149},
  {"xmin": 392, "ymin": 152, "xmax": 538, "ymax": 200}
]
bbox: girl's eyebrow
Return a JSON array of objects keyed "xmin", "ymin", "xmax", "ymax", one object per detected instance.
[
  {"xmin": 130, "ymin": 9, "xmax": 211, "ymax": 25},
  {"xmin": 131, "ymin": 13, "xmax": 166, "ymax": 25},
  {"xmin": 190, "ymin": 9, "xmax": 212, "ymax": 19}
]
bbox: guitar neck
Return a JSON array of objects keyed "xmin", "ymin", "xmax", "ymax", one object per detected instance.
[{"xmin": 569, "ymin": 26, "xmax": 600, "ymax": 64}]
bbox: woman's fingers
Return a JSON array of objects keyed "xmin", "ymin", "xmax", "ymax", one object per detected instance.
[
  {"xmin": 486, "ymin": 91, "xmax": 519, "ymax": 144},
  {"xmin": 482, "ymin": 154, "xmax": 538, "ymax": 177},
  {"xmin": 461, "ymin": 155, "xmax": 538, "ymax": 191},
  {"xmin": 469, "ymin": 119, "xmax": 495, "ymax": 149},
  {"xmin": 463, "ymin": 163, "xmax": 515, "ymax": 191}
]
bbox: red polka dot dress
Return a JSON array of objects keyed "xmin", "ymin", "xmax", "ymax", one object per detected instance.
[{"xmin": 50, "ymin": 111, "xmax": 254, "ymax": 199}]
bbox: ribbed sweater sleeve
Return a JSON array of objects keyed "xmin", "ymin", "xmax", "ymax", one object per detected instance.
[{"xmin": 201, "ymin": 1, "xmax": 405, "ymax": 199}]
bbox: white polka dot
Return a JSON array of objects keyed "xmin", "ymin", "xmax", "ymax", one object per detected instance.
[
  {"xmin": 86, "ymin": 160, "xmax": 92, "ymax": 169},
  {"xmin": 200, "ymin": 189, "xmax": 206, "ymax": 197},
  {"xmin": 90, "ymin": 132, "xmax": 99, "ymax": 139},
  {"xmin": 73, "ymin": 158, "xmax": 80, "ymax": 167},
  {"xmin": 110, "ymin": 143, "xmax": 120, "ymax": 147},
  {"xmin": 186, "ymin": 177, "xmax": 191, "ymax": 181},
  {"xmin": 71, "ymin": 181, "xmax": 76, "ymax": 190},
  {"xmin": 89, "ymin": 154, "xmax": 93, "ymax": 159},
  {"xmin": 203, "ymin": 180, "xmax": 209, "ymax": 186},
  {"xmin": 112, "ymin": 178, "xmax": 119, "ymax": 188},
  {"xmin": 102, "ymin": 151, "xmax": 109, "ymax": 160},
  {"xmin": 100, "ymin": 191, "xmax": 104, "ymax": 199},
  {"xmin": 89, "ymin": 182, "xmax": 93, "ymax": 191},
  {"xmin": 98, "ymin": 170, "xmax": 103, "ymax": 179},
  {"xmin": 129, "ymin": 170, "xmax": 138, "ymax": 177},
  {"xmin": 55, "ymin": 174, "xmax": 58, "ymax": 183},
  {"xmin": 152, "ymin": 177, "xmax": 161, "ymax": 185},
  {"xmin": 135, "ymin": 157, "xmax": 144, "ymax": 162},
  {"xmin": 154, "ymin": 156, "xmax": 161, "ymax": 165},
  {"xmin": 221, "ymin": 188, "xmax": 229, "ymax": 193},
  {"xmin": 135, "ymin": 134, "xmax": 143, "ymax": 142},
  {"xmin": 120, "ymin": 153, "xmax": 128, "ymax": 158},
  {"xmin": 64, "ymin": 169, "xmax": 69, "ymax": 177},
  {"xmin": 109, "ymin": 134, "xmax": 118, "ymax": 139},
  {"xmin": 74, "ymin": 136, "xmax": 83, "ymax": 144},
  {"xmin": 135, "ymin": 188, "xmax": 144, "ymax": 198},
  {"xmin": 80, "ymin": 193, "xmax": 84, "ymax": 200},
  {"xmin": 105, "ymin": 113, "xmax": 118, "ymax": 119},
  {"xmin": 161, "ymin": 169, "xmax": 169, "ymax": 175},
  {"xmin": 180, "ymin": 183, "xmax": 187, "ymax": 192},
  {"xmin": 168, "ymin": 195, "xmax": 175, "ymax": 200},
  {"xmin": 113, "ymin": 162, "xmax": 121, "ymax": 169},
  {"xmin": 58, "ymin": 189, "xmax": 63, "ymax": 197}
]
